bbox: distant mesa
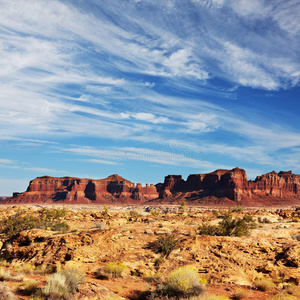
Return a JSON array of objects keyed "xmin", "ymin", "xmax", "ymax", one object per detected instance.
[{"xmin": 1, "ymin": 168, "xmax": 300, "ymax": 206}]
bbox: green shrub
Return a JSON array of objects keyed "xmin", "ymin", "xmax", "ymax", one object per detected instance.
[
  {"xmin": 232, "ymin": 205, "xmax": 245, "ymax": 212},
  {"xmin": 148, "ymin": 234, "xmax": 179, "ymax": 258},
  {"xmin": 150, "ymin": 210, "xmax": 160, "ymax": 216},
  {"xmin": 199, "ymin": 211, "xmax": 254, "ymax": 237},
  {"xmin": 103, "ymin": 204, "xmax": 109, "ymax": 215},
  {"xmin": 97, "ymin": 262, "xmax": 127, "ymax": 279},
  {"xmin": 50, "ymin": 221, "xmax": 70, "ymax": 233},
  {"xmin": 164, "ymin": 266, "xmax": 205, "ymax": 297},
  {"xmin": 0, "ymin": 207, "xmax": 69, "ymax": 237},
  {"xmin": 0, "ymin": 283, "xmax": 16, "ymax": 300},
  {"xmin": 179, "ymin": 201, "xmax": 186, "ymax": 212},
  {"xmin": 254, "ymin": 278, "xmax": 275, "ymax": 291}
]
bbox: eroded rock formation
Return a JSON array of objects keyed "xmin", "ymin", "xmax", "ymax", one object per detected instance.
[
  {"xmin": 2, "ymin": 168, "xmax": 300, "ymax": 205},
  {"xmin": 158, "ymin": 168, "xmax": 300, "ymax": 206},
  {"xmin": 5, "ymin": 174, "xmax": 158, "ymax": 204}
]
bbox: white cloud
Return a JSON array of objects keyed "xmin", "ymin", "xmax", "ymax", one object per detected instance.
[
  {"xmin": 63, "ymin": 145, "xmax": 230, "ymax": 171},
  {"xmin": 124, "ymin": 112, "xmax": 170, "ymax": 124},
  {"xmin": 0, "ymin": 159, "xmax": 15, "ymax": 165}
]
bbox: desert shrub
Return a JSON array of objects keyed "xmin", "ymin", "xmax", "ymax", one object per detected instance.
[
  {"xmin": 97, "ymin": 262, "xmax": 127, "ymax": 279},
  {"xmin": 254, "ymin": 278, "xmax": 275, "ymax": 291},
  {"xmin": 21, "ymin": 280, "xmax": 39, "ymax": 295},
  {"xmin": 103, "ymin": 204, "xmax": 109, "ymax": 215},
  {"xmin": 0, "ymin": 282, "xmax": 16, "ymax": 300},
  {"xmin": 154, "ymin": 257, "xmax": 164, "ymax": 267},
  {"xmin": 13, "ymin": 262, "xmax": 36, "ymax": 275},
  {"xmin": 148, "ymin": 234, "xmax": 179, "ymax": 258},
  {"xmin": 0, "ymin": 268, "xmax": 12, "ymax": 281},
  {"xmin": 212, "ymin": 210, "xmax": 219, "ymax": 218},
  {"xmin": 232, "ymin": 289, "xmax": 247, "ymax": 299},
  {"xmin": 258, "ymin": 217, "xmax": 272, "ymax": 224},
  {"xmin": 199, "ymin": 211, "xmax": 254, "ymax": 237},
  {"xmin": 163, "ymin": 266, "xmax": 205, "ymax": 298},
  {"xmin": 130, "ymin": 211, "xmax": 140, "ymax": 217},
  {"xmin": 198, "ymin": 224, "xmax": 220, "ymax": 236},
  {"xmin": 0, "ymin": 207, "xmax": 69, "ymax": 237},
  {"xmin": 179, "ymin": 201, "xmax": 186, "ymax": 212},
  {"xmin": 41, "ymin": 273, "xmax": 69, "ymax": 299},
  {"xmin": 150, "ymin": 210, "xmax": 160, "ymax": 216},
  {"xmin": 50, "ymin": 221, "xmax": 70, "ymax": 233},
  {"xmin": 232, "ymin": 205, "xmax": 244, "ymax": 212},
  {"xmin": 41, "ymin": 268, "xmax": 84, "ymax": 299},
  {"xmin": 58, "ymin": 269, "xmax": 85, "ymax": 294}
]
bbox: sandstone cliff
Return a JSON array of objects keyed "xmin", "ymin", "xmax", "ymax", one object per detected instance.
[
  {"xmin": 5, "ymin": 174, "xmax": 158, "ymax": 204},
  {"xmin": 2, "ymin": 168, "xmax": 300, "ymax": 205},
  {"xmin": 158, "ymin": 168, "xmax": 300, "ymax": 206}
]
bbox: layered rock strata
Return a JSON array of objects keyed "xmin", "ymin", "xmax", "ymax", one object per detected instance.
[
  {"xmin": 2, "ymin": 168, "xmax": 300, "ymax": 205},
  {"xmin": 158, "ymin": 168, "xmax": 300, "ymax": 205},
  {"xmin": 6, "ymin": 174, "xmax": 158, "ymax": 204}
]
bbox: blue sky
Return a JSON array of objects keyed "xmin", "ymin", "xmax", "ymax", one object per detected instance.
[{"xmin": 0, "ymin": 0, "xmax": 300, "ymax": 196}]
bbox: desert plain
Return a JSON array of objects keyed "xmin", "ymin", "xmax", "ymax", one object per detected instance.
[{"xmin": 0, "ymin": 204, "xmax": 300, "ymax": 299}]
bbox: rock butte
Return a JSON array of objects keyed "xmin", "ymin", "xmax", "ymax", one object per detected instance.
[{"xmin": 2, "ymin": 168, "xmax": 300, "ymax": 206}]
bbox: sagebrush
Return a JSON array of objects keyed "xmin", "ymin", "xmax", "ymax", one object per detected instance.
[
  {"xmin": 199, "ymin": 211, "xmax": 255, "ymax": 237},
  {"xmin": 0, "ymin": 207, "xmax": 69, "ymax": 237}
]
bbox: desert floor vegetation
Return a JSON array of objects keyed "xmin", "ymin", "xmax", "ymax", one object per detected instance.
[{"xmin": 0, "ymin": 205, "xmax": 299, "ymax": 299}]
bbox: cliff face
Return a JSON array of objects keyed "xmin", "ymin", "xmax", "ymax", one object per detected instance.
[
  {"xmin": 2, "ymin": 168, "xmax": 300, "ymax": 206},
  {"xmin": 6, "ymin": 174, "xmax": 158, "ymax": 204},
  {"xmin": 158, "ymin": 168, "xmax": 300, "ymax": 205}
]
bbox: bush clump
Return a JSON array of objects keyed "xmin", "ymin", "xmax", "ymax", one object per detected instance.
[
  {"xmin": 199, "ymin": 211, "xmax": 255, "ymax": 237},
  {"xmin": 148, "ymin": 234, "xmax": 179, "ymax": 258},
  {"xmin": 152, "ymin": 266, "xmax": 205, "ymax": 299},
  {"xmin": 166, "ymin": 266, "xmax": 205, "ymax": 296},
  {"xmin": 21, "ymin": 279, "xmax": 39, "ymax": 295},
  {"xmin": 254, "ymin": 278, "xmax": 275, "ymax": 291},
  {"xmin": 0, "ymin": 207, "xmax": 69, "ymax": 237},
  {"xmin": 96, "ymin": 262, "xmax": 127, "ymax": 279},
  {"xmin": 41, "ymin": 268, "xmax": 85, "ymax": 299}
]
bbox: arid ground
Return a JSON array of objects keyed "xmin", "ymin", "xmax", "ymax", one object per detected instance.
[{"xmin": 1, "ymin": 204, "xmax": 300, "ymax": 299}]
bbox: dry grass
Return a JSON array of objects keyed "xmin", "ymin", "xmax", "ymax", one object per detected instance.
[
  {"xmin": 96, "ymin": 262, "xmax": 128, "ymax": 279},
  {"xmin": 254, "ymin": 278, "xmax": 275, "ymax": 291}
]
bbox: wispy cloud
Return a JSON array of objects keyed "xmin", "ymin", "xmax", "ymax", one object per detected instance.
[{"xmin": 0, "ymin": 0, "xmax": 299, "ymax": 196}]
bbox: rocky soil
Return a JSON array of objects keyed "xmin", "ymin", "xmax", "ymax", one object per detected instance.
[{"xmin": 1, "ymin": 205, "xmax": 300, "ymax": 299}]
